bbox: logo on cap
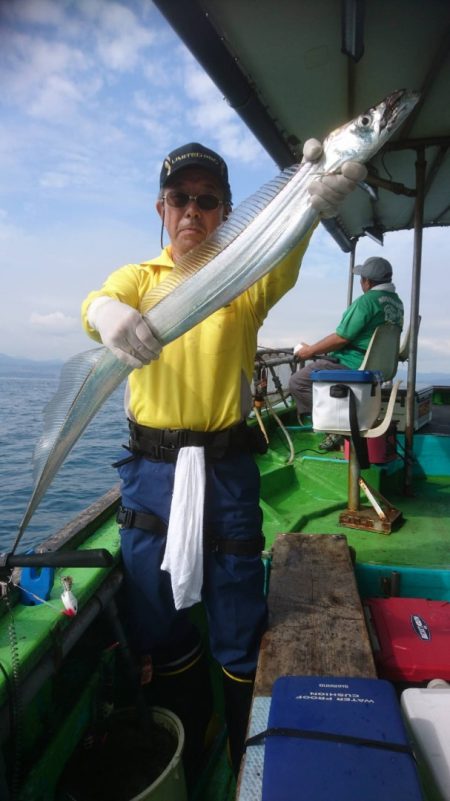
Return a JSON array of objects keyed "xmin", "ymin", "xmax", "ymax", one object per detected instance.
[{"xmin": 159, "ymin": 142, "xmax": 231, "ymax": 203}]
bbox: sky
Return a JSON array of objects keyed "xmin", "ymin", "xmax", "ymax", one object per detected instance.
[{"xmin": 0, "ymin": 0, "xmax": 449, "ymax": 376}]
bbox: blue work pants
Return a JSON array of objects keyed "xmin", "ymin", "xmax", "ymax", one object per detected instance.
[{"xmin": 117, "ymin": 451, "xmax": 267, "ymax": 674}]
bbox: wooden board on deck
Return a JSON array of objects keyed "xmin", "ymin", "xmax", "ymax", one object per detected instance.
[{"xmin": 255, "ymin": 533, "xmax": 376, "ymax": 696}]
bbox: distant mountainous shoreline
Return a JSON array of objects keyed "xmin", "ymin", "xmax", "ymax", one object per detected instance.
[
  {"xmin": 0, "ymin": 352, "xmax": 63, "ymax": 376},
  {"xmin": 396, "ymin": 369, "xmax": 450, "ymax": 386},
  {"xmin": 1, "ymin": 352, "xmax": 449, "ymax": 385}
]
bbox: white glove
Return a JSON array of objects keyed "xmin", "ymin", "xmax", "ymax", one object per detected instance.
[
  {"xmin": 87, "ymin": 297, "xmax": 162, "ymax": 368},
  {"xmin": 303, "ymin": 138, "xmax": 368, "ymax": 219}
]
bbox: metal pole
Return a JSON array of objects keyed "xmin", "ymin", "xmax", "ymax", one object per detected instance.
[
  {"xmin": 404, "ymin": 147, "xmax": 426, "ymax": 493},
  {"xmin": 348, "ymin": 440, "xmax": 361, "ymax": 510},
  {"xmin": 347, "ymin": 246, "xmax": 359, "ymax": 509},
  {"xmin": 346, "ymin": 247, "xmax": 356, "ymax": 307}
]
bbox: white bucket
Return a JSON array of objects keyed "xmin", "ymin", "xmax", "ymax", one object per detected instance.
[{"xmin": 130, "ymin": 707, "xmax": 187, "ymax": 801}]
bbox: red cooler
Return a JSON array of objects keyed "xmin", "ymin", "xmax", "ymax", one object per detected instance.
[
  {"xmin": 364, "ymin": 597, "xmax": 450, "ymax": 682},
  {"xmin": 344, "ymin": 425, "xmax": 397, "ymax": 463}
]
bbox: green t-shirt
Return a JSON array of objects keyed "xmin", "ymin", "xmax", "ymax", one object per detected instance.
[{"xmin": 329, "ymin": 287, "xmax": 404, "ymax": 369}]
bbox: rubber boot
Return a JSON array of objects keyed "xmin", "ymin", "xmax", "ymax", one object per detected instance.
[
  {"xmin": 143, "ymin": 644, "xmax": 214, "ymax": 788},
  {"xmin": 222, "ymin": 668, "xmax": 255, "ymax": 777}
]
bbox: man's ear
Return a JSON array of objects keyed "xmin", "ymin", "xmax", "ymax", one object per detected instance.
[
  {"xmin": 223, "ymin": 203, "xmax": 232, "ymax": 221},
  {"xmin": 156, "ymin": 199, "xmax": 164, "ymax": 219}
]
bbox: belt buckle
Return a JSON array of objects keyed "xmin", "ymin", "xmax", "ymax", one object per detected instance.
[
  {"xmin": 162, "ymin": 429, "xmax": 181, "ymax": 449},
  {"xmin": 158, "ymin": 445, "xmax": 178, "ymax": 463},
  {"xmin": 117, "ymin": 505, "xmax": 134, "ymax": 528}
]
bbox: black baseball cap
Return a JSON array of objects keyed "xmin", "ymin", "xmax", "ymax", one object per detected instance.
[{"xmin": 159, "ymin": 142, "xmax": 232, "ymax": 203}]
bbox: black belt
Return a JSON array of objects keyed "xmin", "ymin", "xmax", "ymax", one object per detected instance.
[
  {"xmin": 127, "ymin": 419, "xmax": 263, "ymax": 463},
  {"xmin": 116, "ymin": 505, "xmax": 265, "ymax": 556},
  {"xmin": 116, "ymin": 505, "xmax": 167, "ymax": 535}
]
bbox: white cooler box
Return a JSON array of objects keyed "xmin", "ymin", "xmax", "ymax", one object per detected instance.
[
  {"xmin": 380, "ymin": 384, "xmax": 433, "ymax": 432},
  {"xmin": 312, "ymin": 369, "xmax": 382, "ymax": 434},
  {"xmin": 401, "ymin": 685, "xmax": 450, "ymax": 801}
]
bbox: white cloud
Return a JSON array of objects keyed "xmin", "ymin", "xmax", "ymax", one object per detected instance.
[
  {"xmin": 30, "ymin": 311, "xmax": 78, "ymax": 334},
  {"xmin": 39, "ymin": 171, "xmax": 73, "ymax": 190},
  {"xmin": 182, "ymin": 60, "xmax": 266, "ymax": 165},
  {"xmin": 79, "ymin": 0, "xmax": 155, "ymax": 72},
  {"xmin": 419, "ymin": 337, "xmax": 450, "ymax": 356},
  {"xmin": 1, "ymin": 0, "xmax": 66, "ymax": 28},
  {"xmin": 1, "ymin": 32, "xmax": 89, "ymax": 97},
  {"xmin": 0, "ymin": 209, "xmax": 20, "ymax": 241},
  {"xmin": 29, "ymin": 73, "xmax": 84, "ymax": 119},
  {"xmin": 0, "ymin": 29, "xmax": 102, "ymax": 130},
  {"xmin": 141, "ymin": 59, "xmax": 172, "ymax": 88},
  {"xmin": 131, "ymin": 91, "xmax": 170, "ymax": 144},
  {"xmin": 39, "ymin": 148, "xmax": 94, "ymax": 189},
  {"xmin": 0, "ymin": 0, "xmax": 448, "ymax": 377}
]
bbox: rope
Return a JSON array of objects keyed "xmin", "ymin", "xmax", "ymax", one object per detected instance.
[{"xmin": 265, "ymin": 395, "xmax": 295, "ymax": 465}]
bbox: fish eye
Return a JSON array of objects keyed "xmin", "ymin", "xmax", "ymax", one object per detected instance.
[{"xmin": 360, "ymin": 115, "xmax": 371, "ymax": 126}]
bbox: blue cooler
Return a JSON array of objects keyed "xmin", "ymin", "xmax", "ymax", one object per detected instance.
[
  {"xmin": 261, "ymin": 676, "xmax": 424, "ymax": 801},
  {"xmin": 312, "ymin": 369, "xmax": 383, "ymax": 434}
]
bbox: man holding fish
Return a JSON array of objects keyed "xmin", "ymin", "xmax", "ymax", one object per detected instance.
[{"xmin": 81, "ymin": 140, "xmax": 366, "ymax": 778}]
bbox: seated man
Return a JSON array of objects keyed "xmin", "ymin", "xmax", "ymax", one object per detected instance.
[{"xmin": 289, "ymin": 257, "xmax": 404, "ymax": 450}]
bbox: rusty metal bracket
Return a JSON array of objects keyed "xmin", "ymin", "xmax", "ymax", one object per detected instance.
[{"xmin": 339, "ymin": 477, "xmax": 403, "ymax": 534}]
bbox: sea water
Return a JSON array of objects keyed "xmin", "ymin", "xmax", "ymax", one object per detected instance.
[
  {"xmin": 0, "ymin": 358, "xmax": 296, "ymax": 554},
  {"xmin": 0, "ymin": 368, "xmax": 127, "ymax": 553}
]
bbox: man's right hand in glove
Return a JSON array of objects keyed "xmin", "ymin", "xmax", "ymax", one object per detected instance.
[{"xmin": 87, "ymin": 297, "xmax": 162, "ymax": 369}]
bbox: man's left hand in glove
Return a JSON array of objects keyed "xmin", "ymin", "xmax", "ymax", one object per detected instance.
[{"xmin": 303, "ymin": 138, "xmax": 368, "ymax": 218}]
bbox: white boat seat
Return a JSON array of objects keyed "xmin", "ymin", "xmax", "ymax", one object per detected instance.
[
  {"xmin": 312, "ymin": 323, "xmax": 402, "ymax": 438},
  {"xmin": 359, "ymin": 322, "xmax": 402, "ymax": 437},
  {"xmin": 398, "ymin": 315, "xmax": 421, "ymax": 362},
  {"xmin": 360, "ymin": 322, "xmax": 401, "ymax": 381}
]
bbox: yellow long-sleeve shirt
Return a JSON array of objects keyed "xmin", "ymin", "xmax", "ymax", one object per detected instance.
[{"xmin": 81, "ymin": 235, "xmax": 312, "ymax": 430}]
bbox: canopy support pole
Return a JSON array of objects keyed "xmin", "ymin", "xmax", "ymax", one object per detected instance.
[
  {"xmin": 346, "ymin": 247, "xmax": 356, "ymax": 307},
  {"xmin": 404, "ymin": 147, "xmax": 426, "ymax": 493}
]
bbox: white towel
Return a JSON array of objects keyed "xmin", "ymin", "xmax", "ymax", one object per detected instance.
[{"xmin": 161, "ymin": 446, "xmax": 205, "ymax": 610}]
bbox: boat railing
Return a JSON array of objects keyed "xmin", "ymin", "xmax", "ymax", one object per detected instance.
[
  {"xmin": 253, "ymin": 347, "xmax": 297, "ymax": 409},
  {"xmin": 0, "ymin": 548, "xmax": 113, "ymax": 574}
]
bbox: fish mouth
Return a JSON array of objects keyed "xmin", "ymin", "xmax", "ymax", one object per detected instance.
[{"xmin": 380, "ymin": 89, "xmax": 420, "ymax": 132}]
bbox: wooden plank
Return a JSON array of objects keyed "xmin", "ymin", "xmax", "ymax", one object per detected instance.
[{"xmin": 255, "ymin": 533, "xmax": 376, "ymax": 696}]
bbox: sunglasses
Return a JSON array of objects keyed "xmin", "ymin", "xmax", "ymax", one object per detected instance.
[{"xmin": 163, "ymin": 190, "xmax": 225, "ymax": 211}]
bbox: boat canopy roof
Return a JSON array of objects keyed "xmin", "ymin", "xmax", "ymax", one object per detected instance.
[{"xmin": 154, "ymin": 0, "xmax": 450, "ymax": 250}]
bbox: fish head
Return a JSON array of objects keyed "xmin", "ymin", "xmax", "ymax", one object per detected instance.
[{"xmin": 323, "ymin": 89, "xmax": 420, "ymax": 169}]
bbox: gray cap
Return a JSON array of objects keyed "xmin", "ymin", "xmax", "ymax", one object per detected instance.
[{"xmin": 353, "ymin": 256, "xmax": 393, "ymax": 282}]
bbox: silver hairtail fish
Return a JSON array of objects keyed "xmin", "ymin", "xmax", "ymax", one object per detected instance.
[{"xmin": 15, "ymin": 89, "xmax": 419, "ymax": 545}]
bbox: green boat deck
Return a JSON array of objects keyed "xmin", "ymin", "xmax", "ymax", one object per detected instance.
[
  {"xmin": 200, "ymin": 404, "xmax": 450, "ymax": 801},
  {"xmin": 0, "ymin": 400, "xmax": 449, "ymax": 801},
  {"xmin": 258, "ymin": 425, "xmax": 450, "ymax": 569}
]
